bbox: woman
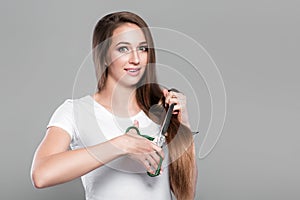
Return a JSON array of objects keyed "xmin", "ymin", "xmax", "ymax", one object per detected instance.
[{"xmin": 31, "ymin": 11, "xmax": 197, "ymax": 200}]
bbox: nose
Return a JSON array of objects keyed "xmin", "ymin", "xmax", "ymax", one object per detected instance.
[{"xmin": 129, "ymin": 49, "xmax": 140, "ymax": 65}]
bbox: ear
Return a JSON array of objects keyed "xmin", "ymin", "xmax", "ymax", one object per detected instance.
[
  {"xmin": 104, "ymin": 58, "xmax": 109, "ymax": 66},
  {"xmin": 104, "ymin": 53, "xmax": 112, "ymax": 67}
]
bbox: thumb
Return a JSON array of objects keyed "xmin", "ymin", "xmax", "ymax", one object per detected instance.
[
  {"xmin": 133, "ymin": 120, "xmax": 139, "ymax": 128},
  {"xmin": 162, "ymin": 88, "xmax": 169, "ymax": 98}
]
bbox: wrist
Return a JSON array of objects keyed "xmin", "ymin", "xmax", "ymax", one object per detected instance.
[{"xmin": 110, "ymin": 135, "xmax": 128, "ymax": 156}]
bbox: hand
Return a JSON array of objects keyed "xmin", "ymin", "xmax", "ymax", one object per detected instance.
[
  {"xmin": 163, "ymin": 88, "xmax": 191, "ymax": 128},
  {"xmin": 113, "ymin": 120, "xmax": 164, "ymax": 174}
]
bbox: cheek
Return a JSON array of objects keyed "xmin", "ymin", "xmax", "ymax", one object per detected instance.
[
  {"xmin": 144, "ymin": 54, "xmax": 148, "ymax": 63},
  {"xmin": 140, "ymin": 53, "xmax": 148, "ymax": 65},
  {"xmin": 109, "ymin": 52, "xmax": 128, "ymax": 66}
]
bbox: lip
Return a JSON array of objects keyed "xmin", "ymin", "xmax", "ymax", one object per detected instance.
[{"xmin": 124, "ymin": 67, "xmax": 141, "ymax": 76}]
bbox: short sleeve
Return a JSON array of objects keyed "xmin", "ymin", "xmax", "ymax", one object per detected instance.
[{"xmin": 47, "ymin": 99, "xmax": 75, "ymax": 139}]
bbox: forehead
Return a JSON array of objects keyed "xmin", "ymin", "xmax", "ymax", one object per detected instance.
[{"xmin": 111, "ymin": 23, "xmax": 146, "ymax": 44}]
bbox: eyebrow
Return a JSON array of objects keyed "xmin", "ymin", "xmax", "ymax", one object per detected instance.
[{"xmin": 115, "ymin": 41, "xmax": 147, "ymax": 46}]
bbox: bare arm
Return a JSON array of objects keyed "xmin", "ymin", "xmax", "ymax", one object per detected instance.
[
  {"xmin": 31, "ymin": 127, "xmax": 122, "ymax": 188},
  {"xmin": 31, "ymin": 122, "xmax": 163, "ymax": 188}
]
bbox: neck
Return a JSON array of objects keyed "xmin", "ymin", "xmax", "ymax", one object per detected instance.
[{"xmin": 94, "ymin": 81, "xmax": 140, "ymax": 117}]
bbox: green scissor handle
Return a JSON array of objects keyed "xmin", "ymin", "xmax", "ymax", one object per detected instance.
[{"xmin": 125, "ymin": 126, "xmax": 163, "ymax": 177}]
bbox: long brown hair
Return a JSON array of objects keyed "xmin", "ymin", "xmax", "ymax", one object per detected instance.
[{"xmin": 92, "ymin": 11, "xmax": 196, "ymax": 199}]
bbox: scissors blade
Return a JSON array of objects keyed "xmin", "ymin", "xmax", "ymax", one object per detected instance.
[{"xmin": 158, "ymin": 103, "xmax": 175, "ymax": 137}]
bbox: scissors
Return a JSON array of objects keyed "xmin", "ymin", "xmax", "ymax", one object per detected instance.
[{"xmin": 125, "ymin": 103, "xmax": 175, "ymax": 177}]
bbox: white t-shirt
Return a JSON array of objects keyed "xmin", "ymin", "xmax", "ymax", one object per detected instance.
[{"xmin": 47, "ymin": 95, "xmax": 172, "ymax": 200}]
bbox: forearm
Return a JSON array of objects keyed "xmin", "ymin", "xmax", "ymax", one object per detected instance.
[{"xmin": 32, "ymin": 137, "xmax": 124, "ymax": 188}]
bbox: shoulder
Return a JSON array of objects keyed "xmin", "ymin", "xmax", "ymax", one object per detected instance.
[
  {"xmin": 47, "ymin": 96, "xmax": 92, "ymax": 128},
  {"xmin": 56, "ymin": 95, "xmax": 92, "ymax": 110},
  {"xmin": 47, "ymin": 95, "xmax": 93, "ymax": 140}
]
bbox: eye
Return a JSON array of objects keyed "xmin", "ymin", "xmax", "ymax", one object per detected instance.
[
  {"xmin": 118, "ymin": 46, "xmax": 129, "ymax": 53},
  {"xmin": 138, "ymin": 46, "xmax": 148, "ymax": 52}
]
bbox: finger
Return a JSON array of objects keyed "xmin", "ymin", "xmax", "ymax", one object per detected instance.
[
  {"xmin": 165, "ymin": 90, "xmax": 177, "ymax": 100},
  {"xmin": 165, "ymin": 91, "xmax": 181, "ymax": 105},
  {"xmin": 133, "ymin": 120, "xmax": 139, "ymax": 128},
  {"xmin": 165, "ymin": 93, "xmax": 174, "ymax": 106},
  {"xmin": 169, "ymin": 95, "xmax": 186, "ymax": 106},
  {"xmin": 173, "ymin": 104, "xmax": 181, "ymax": 112},
  {"xmin": 169, "ymin": 90, "xmax": 176, "ymax": 97},
  {"xmin": 163, "ymin": 90, "xmax": 171, "ymax": 105},
  {"xmin": 126, "ymin": 120, "xmax": 140, "ymax": 136},
  {"xmin": 151, "ymin": 144, "xmax": 164, "ymax": 160},
  {"xmin": 126, "ymin": 128, "xmax": 140, "ymax": 137},
  {"xmin": 149, "ymin": 152, "xmax": 161, "ymax": 168},
  {"xmin": 168, "ymin": 97, "xmax": 179, "ymax": 105},
  {"xmin": 142, "ymin": 157, "xmax": 155, "ymax": 173},
  {"xmin": 145, "ymin": 155, "xmax": 158, "ymax": 172}
]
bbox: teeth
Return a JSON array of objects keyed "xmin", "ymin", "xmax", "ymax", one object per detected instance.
[{"xmin": 128, "ymin": 69, "xmax": 138, "ymax": 72}]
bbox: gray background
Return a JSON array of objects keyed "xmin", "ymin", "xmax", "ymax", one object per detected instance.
[{"xmin": 1, "ymin": 0, "xmax": 299, "ymax": 200}]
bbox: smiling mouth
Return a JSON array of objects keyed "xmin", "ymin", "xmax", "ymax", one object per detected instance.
[{"xmin": 124, "ymin": 68, "xmax": 141, "ymax": 72}]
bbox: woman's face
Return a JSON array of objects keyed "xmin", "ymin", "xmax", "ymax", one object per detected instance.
[{"xmin": 105, "ymin": 23, "xmax": 148, "ymax": 88}]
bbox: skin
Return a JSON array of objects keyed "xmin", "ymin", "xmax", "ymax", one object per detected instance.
[{"xmin": 31, "ymin": 23, "xmax": 189, "ymax": 189}]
